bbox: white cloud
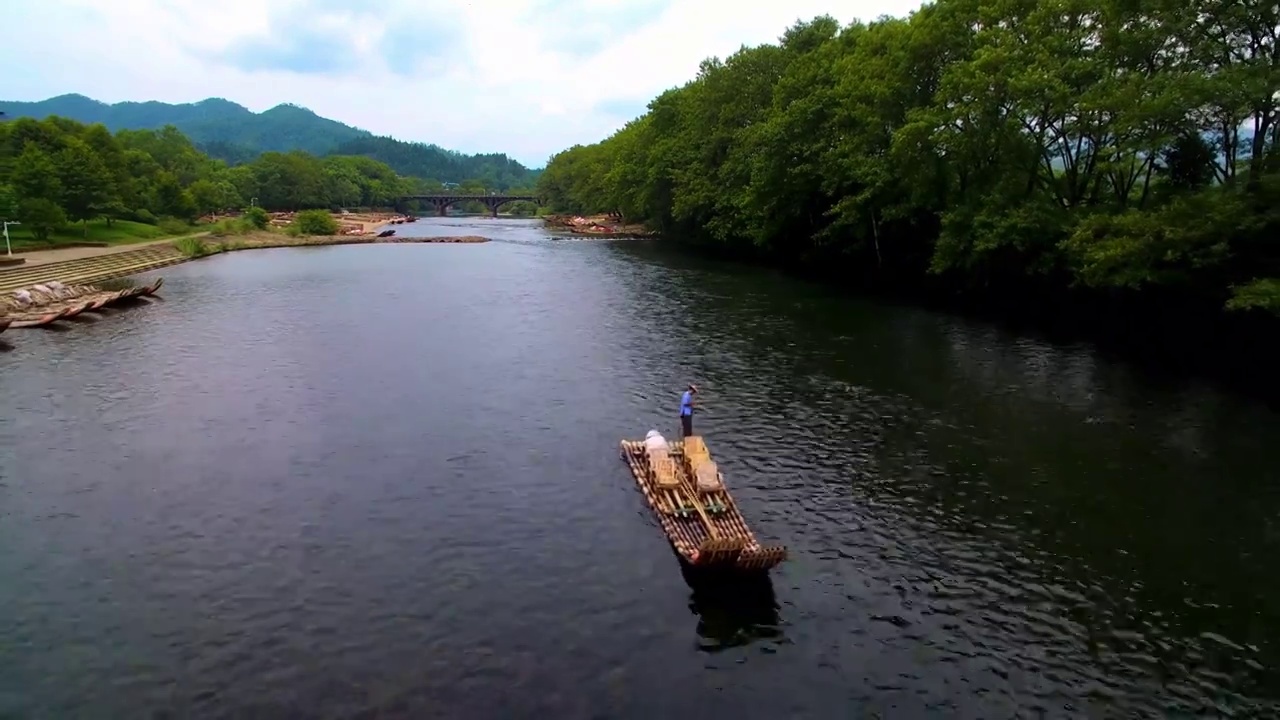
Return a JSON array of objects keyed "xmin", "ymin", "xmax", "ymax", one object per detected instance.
[{"xmin": 1, "ymin": 0, "xmax": 926, "ymax": 167}]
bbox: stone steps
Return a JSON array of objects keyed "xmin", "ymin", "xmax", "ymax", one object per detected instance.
[{"xmin": 0, "ymin": 246, "xmax": 187, "ymax": 292}]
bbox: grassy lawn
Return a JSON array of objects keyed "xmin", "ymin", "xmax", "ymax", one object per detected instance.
[{"xmin": 5, "ymin": 219, "xmax": 199, "ymax": 251}]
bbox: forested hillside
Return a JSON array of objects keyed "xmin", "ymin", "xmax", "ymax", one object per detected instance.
[
  {"xmin": 2, "ymin": 94, "xmax": 542, "ymax": 189},
  {"xmin": 539, "ymin": 2, "xmax": 1279, "ymax": 319},
  {"xmin": 0, "ymin": 116, "xmax": 449, "ymax": 241}
]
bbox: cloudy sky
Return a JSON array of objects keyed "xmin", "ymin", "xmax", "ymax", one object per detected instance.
[{"xmin": 3, "ymin": 0, "xmax": 925, "ymax": 167}]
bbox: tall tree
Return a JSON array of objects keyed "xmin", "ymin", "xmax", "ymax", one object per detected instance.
[
  {"xmin": 56, "ymin": 137, "xmax": 114, "ymax": 236},
  {"xmin": 10, "ymin": 142, "xmax": 63, "ymax": 203},
  {"xmin": 536, "ymin": 1, "xmax": 1280, "ymax": 316}
]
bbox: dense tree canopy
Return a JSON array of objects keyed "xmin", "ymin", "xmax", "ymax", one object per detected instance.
[
  {"xmin": 2, "ymin": 94, "xmax": 543, "ymax": 190},
  {"xmin": 0, "ymin": 116, "xmax": 453, "ymax": 239},
  {"xmin": 538, "ymin": 1, "xmax": 1280, "ymax": 317},
  {"xmin": 330, "ymin": 137, "xmax": 538, "ymax": 191}
]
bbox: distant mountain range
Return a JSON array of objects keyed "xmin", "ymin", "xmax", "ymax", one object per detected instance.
[{"xmin": 0, "ymin": 94, "xmax": 541, "ymax": 189}]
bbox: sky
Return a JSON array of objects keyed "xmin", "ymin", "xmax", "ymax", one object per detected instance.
[{"xmin": 2, "ymin": 0, "xmax": 926, "ymax": 167}]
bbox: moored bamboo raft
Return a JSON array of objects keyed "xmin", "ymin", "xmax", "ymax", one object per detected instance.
[
  {"xmin": 6, "ymin": 307, "xmax": 72, "ymax": 328},
  {"xmin": 620, "ymin": 435, "xmax": 787, "ymax": 572},
  {"xmin": 1, "ymin": 278, "xmax": 164, "ymax": 329}
]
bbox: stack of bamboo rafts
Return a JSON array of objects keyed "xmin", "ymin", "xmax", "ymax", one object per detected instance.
[
  {"xmin": 620, "ymin": 432, "xmax": 787, "ymax": 572},
  {"xmin": 1, "ymin": 279, "xmax": 164, "ymax": 329}
]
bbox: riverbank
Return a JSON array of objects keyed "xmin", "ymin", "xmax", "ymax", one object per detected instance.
[
  {"xmin": 306, "ymin": 210, "xmax": 413, "ymax": 236},
  {"xmin": 0, "ymin": 230, "xmax": 495, "ymax": 329},
  {"xmin": 542, "ymin": 214, "xmax": 654, "ymax": 238},
  {"xmin": 5, "ymin": 211, "xmax": 409, "ymax": 267},
  {"xmin": 0, "ymin": 231, "xmax": 493, "ymax": 296},
  {"xmin": 186, "ymin": 231, "xmax": 488, "ymax": 257},
  {"xmin": 204, "ymin": 210, "xmax": 412, "ymax": 236}
]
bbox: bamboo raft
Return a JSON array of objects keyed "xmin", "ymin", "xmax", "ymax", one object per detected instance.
[
  {"xmin": 1, "ymin": 278, "xmax": 164, "ymax": 328},
  {"xmin": 620, "ymin": 434, "xmax": 787, "ymax": 572}
]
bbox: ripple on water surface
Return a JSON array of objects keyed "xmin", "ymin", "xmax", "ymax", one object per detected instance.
[{"xmin": 0, "ymin": 218, "xmax": 1278, "ymax": 718}]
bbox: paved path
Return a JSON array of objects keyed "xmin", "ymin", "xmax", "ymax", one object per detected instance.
[{"xmin": 6, "ymin": 236, "xmax": 200, "ymax": 268}]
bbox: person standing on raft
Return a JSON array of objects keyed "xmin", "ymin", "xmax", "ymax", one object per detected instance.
[{"xmin": 679, "ymin": 384, "xmax": 698, "ymax": 437}]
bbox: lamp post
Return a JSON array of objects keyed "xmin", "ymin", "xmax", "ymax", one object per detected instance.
[{"xmin": 3, "ymin": 220, "xmax": 18, "ymax": 256}]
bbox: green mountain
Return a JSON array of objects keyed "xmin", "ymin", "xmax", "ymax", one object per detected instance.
[{"xmin": 0, "ymin": 94, "xmax": 541, "ymax": 189}]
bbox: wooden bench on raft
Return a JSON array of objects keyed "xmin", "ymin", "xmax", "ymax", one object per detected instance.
[
  {"xmin": 680, "ymin": 436, "xmax": 729, "ymax": 514},
  {"xmin": 672, "ymin": 436, "xmax": 746, "ymax": 553},
  {"xmin": 647, "ymin": 438, "xmax": 721, "ymax": 518},
  {"xmin": 646, "ymin": 443, "xmax": 685, "ymax": 516},
  {"xmin": 648, "ymin": 438, "xmax": 743, "ymax": 549}
]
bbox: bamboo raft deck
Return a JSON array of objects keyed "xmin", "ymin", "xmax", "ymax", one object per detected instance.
[{"xmin": 620, "ymin": 435, "xmax": 787, "ymax": 572}]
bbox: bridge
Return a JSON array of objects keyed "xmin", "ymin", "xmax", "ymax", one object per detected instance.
[{"xmin": 400, "ymin": 194, "xmax": 544, "ymax": 217}]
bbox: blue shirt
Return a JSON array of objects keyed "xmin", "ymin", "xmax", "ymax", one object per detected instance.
[{"xmin": 680, "ymin": 390, "xmax": 693, "ymax": 416}]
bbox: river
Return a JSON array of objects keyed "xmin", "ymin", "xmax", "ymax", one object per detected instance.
[{"xmin": 1, "ymin": 217, "xmax": 1277, "ymax": 718}]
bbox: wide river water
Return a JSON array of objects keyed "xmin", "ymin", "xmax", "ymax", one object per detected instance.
[{"xmin": 2, "ymin": 218, "xmax": 1278, "ymax": 718}]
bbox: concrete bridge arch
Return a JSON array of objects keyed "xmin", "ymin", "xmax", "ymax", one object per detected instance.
[{"xmin": 400, "ymin": 194, "xmax": 544, "ymax": 217}]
